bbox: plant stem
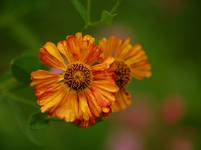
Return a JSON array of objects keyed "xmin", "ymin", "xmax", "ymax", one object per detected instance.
[
  {"xmin": 0, "ymin": 72, "xmax": 38, "ymax": 108},
  {"xmin": 111, "ymin": 0, "xmax": 121, "ymax": 14},
  {"xmin": 2, "ymin": 92, "xmax": 38, "ymax": 108}
]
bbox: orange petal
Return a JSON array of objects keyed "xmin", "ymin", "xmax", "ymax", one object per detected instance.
[
  {"xmin": 112, "ymin": 89, "xmax": 132, "ymax": 112},
  {"xmin": 66, "ymin": 34, "xmax": 81, "ymax": 61},
  {"xmin": 78, "ymin": 92, "xmax": 92, "ymax": 121},
  {"xmin": 40, "ymin": 86, "xmax": 66, "ymax": 113},
  {"xmin": 99, "ymin": 36, "xmax": 132, "ymax": 60},
  {"xmin": 70, "ymin": 92, "xmax": 80, "ymax": 119},
  {"xmin": 31, "ymin": 70, "xmax": 63, "ymax": 89},
  {"xmin": 92, "ymin": 71, "xmax": 114, "ymax": 80},
  {"xmin": 39, "ymin": 42, "xmax": 66, "ymax": 70},
  {"xmin": 57, "ymin": 40, "xmax": 75, "ymax": 63},
  {"xmin": 65, "ymin": 32, "xmax": 101, "ymax": 65},
  {"xmin": 125, "ymin": 46, "xmax": 147, "ymax": 65},
  {"xmin": 35, "ymin": 83, "xmax": 61, "ymax": 99},
  {"xmin": 85, "ymin": 45, "xmax": 102, "ymax": 65},
  {"xmin": 85, "ymin": 89, "xmax": 101, "ymax": 117},
  {"xmin": 130, "ymin": 62, "xmax": 152, "ymax": 80},
  {"xmin": 92, "ymin": 79, "xmax": 118, "ymax": 92},
  {"xmin": 50, "ymin": 90, "xmax": 78, "ymax": 122},
  {"xmin": 115, "ymin": 38, "xmax": 132, "ymax": 59},
  {"xmin": 91, "ymin": 57, "xmax": 114, "ymax": 71},
  {"xmin": 96, "ymin": 88, "xmax": 116, "ymax": 103},
  {"xmin": 91, "ymin": 87, "xmax": 111, "ymax": 107},
  {"xmin": 123, "ymin": 43, "xmax": 143, "ymax": 60},
  {"xmin": 124, "ymin": 44, "xmax": 151, "ymax": 80},
  {"xmin": 99, "ymin": 36, "xmax": 120, "ymax": 58},
  {"xmin": 73, "ymin": 117, "xmax": 96, "ymax": 128}
]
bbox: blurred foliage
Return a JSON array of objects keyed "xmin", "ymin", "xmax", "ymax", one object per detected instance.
[
  {"xmin": 11, "ymin": 54, "xmax": 47, "ymax": 85},
  {"xmin": 0, "ymin": 0, "xmax": 201, "ymax": 150}
]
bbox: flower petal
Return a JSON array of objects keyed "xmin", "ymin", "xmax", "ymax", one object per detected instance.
[
  {"xmin": 130, "ymin": 61, "xmax": 152, "ymax": 80},
  {"xmin": 85, "ymin": 89, "xmax": 102, "ymax": 117},
  {"xmin": 78, "ymin": 92, "xmax": 92, "ymax": 121},
  {"xmin": 93, "ymin": 80, "xmax": 118, "ymax": 92},
  {"xmin": 99, "ymin": 36, "xmax": 151, "ymax": 80},
  {"xmin": 40, "ymin": 86, "xmax": 66, "ymax": 113},
  {"xmin": 31, "ymin": 70, "xmax": 63, "ymax": 90},
  {"xmin": 112, "ymin": 88, "xmax": 132, "ymax": 112},
  {"xmin": 64, "ymin": 32, "xmax": 101, "ymax": 65},
  {"xmin": 50, "ymin": 90, "xmax": 79, "ymax": 122},
  {"xmin": 124, "ymin": 44, "xmax": 152, "ymax": 80},
  {"xmin": 40, "ymin": 42, "xmax": 66, "ymax": 70},
  {"xmin": 57, "ymin": 40, "xmax": 75, "ymax": 63},
  {"xmin": 115, "ymin": 38, "xmax": 132, "ymax": 58},
  {"xmin": 125, "ymin": 44, "xmax": 147, "ymax": 65},
  {"xmin": 99, "ymin": 36, "xmax": 132, "ymax": 60},
  {"xmin": 91, "ymin": 57, "xmax": 114, "ymax": 71},
  {"xmin": 91, "ymin": 86, "xmax": 111, "ymax": 107}
]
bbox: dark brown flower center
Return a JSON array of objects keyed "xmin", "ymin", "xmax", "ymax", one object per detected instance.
[
  {"xmin": 64, "ymin": 63, "xmax": 92, "ymax": 91},
  {"xmin": 113, "ymin": 61, "xmax": 131, "ymax": 88}
]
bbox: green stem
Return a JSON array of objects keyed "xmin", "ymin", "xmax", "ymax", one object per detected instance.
[
  {"xmin": 111, "ymin": 0, "xmax": 121, "ymax": 14},
  {"xmin": 0, "ymin": 72, "xmax": 14, "ymax": 90},
  {"xmin": 2, "ymin": 92, "xmax": 38, "ymax": 108},
  {"xmin": 0, "ymin": 72, "xmax": 38, "ymax": 108}
]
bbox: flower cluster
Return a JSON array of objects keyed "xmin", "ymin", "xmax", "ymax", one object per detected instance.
[{"xmin": 31, "ymin": 32, "xmax": 151, "ymax": 128}]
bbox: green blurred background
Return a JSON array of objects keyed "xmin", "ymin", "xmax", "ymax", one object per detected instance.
[{"xmin": 0, "ymin": 0, "xmax": 201, "ymax": 149}]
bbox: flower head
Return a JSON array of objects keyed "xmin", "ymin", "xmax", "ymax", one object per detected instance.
[
  {"xmin": 99, "ymin": 36, "xmax": 151, "ymax": 112},
  {"xmin": 31, "ymin": 33, "xmax": 118, "ymax": 128}
]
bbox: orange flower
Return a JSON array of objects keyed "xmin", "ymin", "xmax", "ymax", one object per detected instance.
[
  {"xmin": 31, "ymin": 33, "xmax": 118, "ymax": 128},
  {"xmin": 99, "ymin": 36, "xmax": 151, "ymax": 112}
]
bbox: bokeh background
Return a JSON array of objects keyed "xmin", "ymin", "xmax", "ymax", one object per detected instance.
[{"xmin": 0, "ymin": 0, "xmax": 201, "ymax": 150}]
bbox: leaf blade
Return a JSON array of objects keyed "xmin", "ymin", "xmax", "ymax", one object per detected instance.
[
  {"xmin": 11, "ymin": 54, "xmax": 46, "ymax": 85},
  {"xmin": 29, "ymin": 111, "xmax": 50, "ymax": 130}
]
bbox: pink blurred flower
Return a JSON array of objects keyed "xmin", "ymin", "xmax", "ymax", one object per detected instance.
[
  {"xmin": 169, "ymin": 128, "xmax": 195, "ymax": 150},
  {"xmin": 160, "ymin": 95, "xmax": 186, "ymax": 125},
  {"xmin": 171, "ymin": 137, "xmax": 193, "ymax": 150},
  {"xmin": 105, "ymin": 94, "xmax": 195, "ymax": 149},
  {"xmin": 119, "ymin": 100, "xmax": 154, "ymax": 132},
  {"xmin": 106, "ymin": 131, "xmax": 143, "ymax": 150}
]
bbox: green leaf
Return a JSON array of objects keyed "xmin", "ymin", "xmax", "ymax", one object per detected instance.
[
  {"xmin": 101, "ymin": 10, "xmax": 117, "ymax": 24},
  {"xmin": 0, "ymin": 71, "xmax": 14, "ymax": 91},
  {"xmin": 0, "ymin": 71, "xmax": 12, "ymax": 82},
  {"xmin": 29, "ymin": 111, "xmax": 50, "ymax": 130},
  {"xmin": 11, "ymin": 54, "xmax": 46, "ymax": 85},
  {"xmin": 96, "ymin": 117, "xmax": 104, "ymax": 124},
  {"xmin": 70, "ymin": 0, "xmax": 87, "ymax": 24},
  {"xmin": 7, "ymin": 100, "xmax": 40, "ymax": 145}
]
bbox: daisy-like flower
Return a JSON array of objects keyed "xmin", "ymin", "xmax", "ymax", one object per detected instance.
[
  {"xmin": 31, "ymin": 33, "xmax": 118, "ymax": 128},
  {"xmin": 99, "ymin": 36, "xmax": 151, "ymax": 112}
]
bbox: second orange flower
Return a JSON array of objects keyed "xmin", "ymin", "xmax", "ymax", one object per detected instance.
[{"xmin": 99, "ymin": 36, "xmax": 152, "ymax": 112}]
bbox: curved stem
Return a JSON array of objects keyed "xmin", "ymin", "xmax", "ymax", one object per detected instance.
[
  {"xmin": 2, "ymin": 92, "xmax": 38, "ymax": 108},
  {"xmin": 111, "ymin": 0, "xmax": 121, "ymax": 14},
  {"xmin": 0, "ymin": 72, "xmax": 38, "ymax": 108}
]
